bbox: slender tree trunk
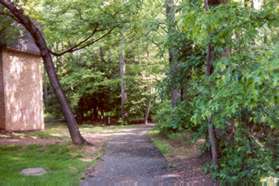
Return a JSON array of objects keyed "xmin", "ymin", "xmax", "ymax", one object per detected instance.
[
  {"xmin": 119, "ymin": 32, "xmax": 127, "ymax": 119},
  {"xmin": 204, "ymin": 0, "xmax": 219, "ymax": 169},
  {"xmin": 144, "ymin": 100, "xmax": 152, "ymax": 125},
  {"xmin": 108, "ymin": 49, "xmax": 113, "ymax": 63},
  {"xmin": 93, "ymin": 106, "xmax": 98, "ymax": 121},
  {"xmin": 206, "ymin": 42, "xmax": 218, "ymax": 168},
  {"xmin": 99, "ymin": 47, "xmax": 105, "ymax": 63},
  {"xmin": 0, "ymin": 0, "xmax": 87, "ymax": 145},
  {"xmin": 206, "ymin": 44, "xmax": 214, "ymax": 76},
  {"xmin": 171, "ymin": 88, "xmax": 180, "ymax": 107},
  {"xmin": 165, "ymin": 0, "xmax": 181, "ymax": 107},
  {"xmin": 43, "ymin": 72, "xmax": 48, "ymax": 102}
]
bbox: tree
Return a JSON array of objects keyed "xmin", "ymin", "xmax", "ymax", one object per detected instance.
[
  {"xmin": 165, "ymin": 0, "xmax": 181, "ymax": 107},
  {"xmin": 204, "ymin": 0, "xmax": 220, "ymax": 169},
  {"xmin": 119, "ymin": 31, "xmax": 127, "ymax": 120}
]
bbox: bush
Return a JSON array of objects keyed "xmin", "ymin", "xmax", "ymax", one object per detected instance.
[{"xmin": 155, "ymin": 100, "xmax": 193, "ymax": 135}]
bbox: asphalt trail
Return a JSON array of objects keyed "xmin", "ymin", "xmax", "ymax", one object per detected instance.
[{"xmin": 81, "ymin": 125, "xmax": 213, "ymax": 186}]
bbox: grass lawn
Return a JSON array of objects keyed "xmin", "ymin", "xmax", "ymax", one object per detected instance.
[{"xmin": 0, "ymin": 144, "xmax": 98, "ymax": 186}]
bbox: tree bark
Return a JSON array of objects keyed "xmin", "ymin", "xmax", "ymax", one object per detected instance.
[
  {"xmin": 0, "ymin": 0, "xmax": 87, "ymax": 145},
  {"xmin": 144, "ymin": 100, "xmax": 152, "ymax": 125},
  {"xmin": 43, "ymin": 72, "xmax": 48, "ymax": 102},
  {"xmin": 165, "ymin": 0, "xmax": 181, "ymax": 107},
  {"xmin": 119, "ymin": 32, "xmax": 127, "ymax": 119},
  {"xmin": 206, "ymin": 41, "xmax": 218, "ymax": 168},
  {"xmin": 204, "ymin": 0, "xmax": 219, "ymax": 169},
  {"xmin": 99, "ymin": 47, "xmax": 105, "ymax": 63},
  {"xmin": 206, "ymin": 43, "xmax": 214, "ymax": 76}
]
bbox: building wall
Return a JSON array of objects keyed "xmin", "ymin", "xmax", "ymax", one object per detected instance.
[
  {"xmin": 2, "ymin": 49, "xmax": 44, "ymax": 131},
  {"xmin": 0, "ymin": 48, "xmax": 6, "ymax": 130}
]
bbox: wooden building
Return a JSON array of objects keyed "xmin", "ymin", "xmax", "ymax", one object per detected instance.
[{"xmin": 0, "ymin": 29, "xmax": 44, "ymax": 131}]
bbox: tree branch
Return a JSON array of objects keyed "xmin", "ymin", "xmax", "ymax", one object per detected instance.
[
  {"xmin": 48, "ymin": 25, "xmax": 99, "ymax": 56},
  {"xmin": 50, "ymin": 26, "xmax": 116, "ymax": 56},
  {"xmin": 0, "ymin": 9, "xmax": 20, "ymax": 22}
]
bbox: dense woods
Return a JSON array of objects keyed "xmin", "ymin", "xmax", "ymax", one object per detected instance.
[{"xmin": 1, "ymin": 0, "xmax": 278, "ymax": 184}]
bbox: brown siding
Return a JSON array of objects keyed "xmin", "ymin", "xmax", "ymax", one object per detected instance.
[
  {"xmin": 0, "ymin": 48, "xmax": 6, "ymax": 130},
  {"xmin": 2, "ymin": 49, "xmax": 44, "ymax": 131}
]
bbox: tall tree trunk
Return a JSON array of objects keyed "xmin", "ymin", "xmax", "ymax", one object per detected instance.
[
  {"xmin": 99, "ymin": 47, "xmax": 105, "ymax": 63},
  {"xmin": 144, "ymin": 100, "xmax": 152, "ymax": 125},
  {"xmin": 204, "ymin": 0, "xmax": 219, "ymax": 169},
  {"xmin": 43, "ymin": 72, "xmax": 48, "ymax": 102},
  {"xmin": 165, "ymin": 0, "xmax": 181, "ymax": 107},
  {"xmin": 0, "ymin": 0, "xmax": 87, "ymax": 145},
  {"xmin": 206, "ymin": 42, "xmax": 218, "ymax": 168},
  {"xmin": 119, "ymin": 32, "xmax": 127, "ymax": 119},
  {"xmin": 108, "ymin": 49, "xmax": 113, "ymax": 63}
]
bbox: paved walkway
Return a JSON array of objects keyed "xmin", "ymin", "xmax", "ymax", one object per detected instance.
[{"xmin": 80, "ymin": 125, "xmax": 213, "ymax": 186}]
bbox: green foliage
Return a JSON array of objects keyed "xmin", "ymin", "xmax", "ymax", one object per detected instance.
[
  {"xmin": 218, "ymin": 125, "xmax": 274, "ymax": 183},
  {"xmin": 156, "ymin": 0, "xmax": 279, "ymax": 183},
  {"xmin": 155, "ymin": 101, "xmax": 193, "ymax": 134},
  {"xmin": 37, "ymin": 0, "xmax": 142, "ymax": 45},
  {"xmin": 0, "ymin": 6, "xmax": 19, "ymax": 46},
  {"xmin": 38, "ymin": 0, "xmax": 164, "ymax": 123},
  {"xmin": 182, "ymin": 1, "xmax": 278, "ymax": 48},
  {"xmin": 152, "ymin": 138, "xmax": 171, "ymax": 155}
]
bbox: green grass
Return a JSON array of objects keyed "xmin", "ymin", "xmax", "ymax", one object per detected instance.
[
  {"xmin": 23, "ymin": 123, "xmax": 69, "ymax": 139},
  {"xmin": 152, "ymin": 139, "xmax": 171, "ymax": 155},
  {"xmin": 148, "ymin": 128, "xmax": 171, "ymax": 155},
  {"xmin": 0, "ymin": 144, "xmax": 96, "ymax": 186}
]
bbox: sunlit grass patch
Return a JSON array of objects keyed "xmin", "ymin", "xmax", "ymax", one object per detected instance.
[
  {"xmin": 23, "ymin": 123, "xmax": 133, "ymax": 140},
  {"xmin": 21, "ymin": 123, "xmax": 70, "ymax": 140},
  {"xmin": 0, "ymin": 144, "xmax": 97, "ymax": 186}
]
